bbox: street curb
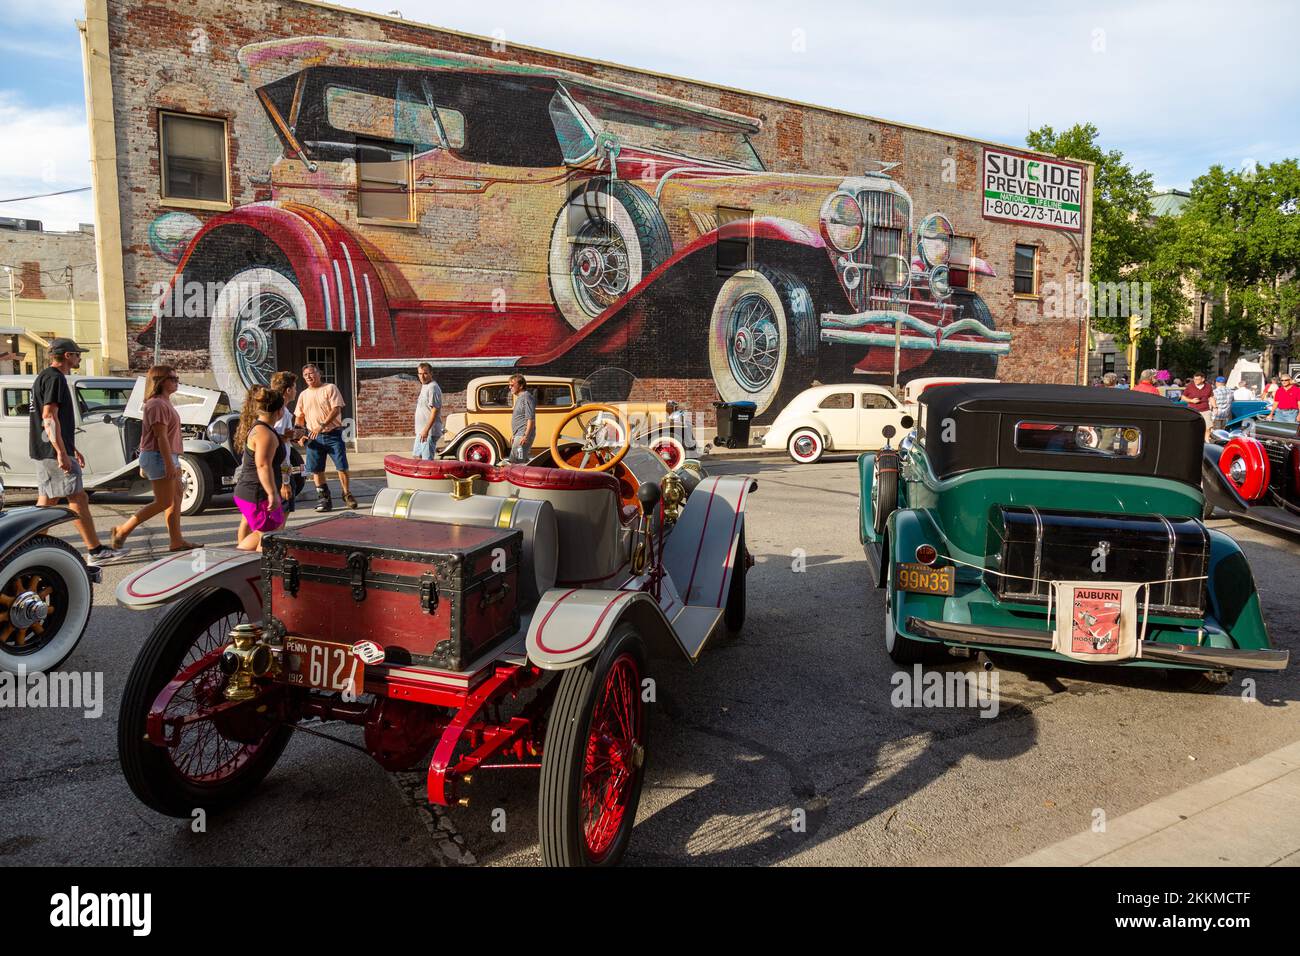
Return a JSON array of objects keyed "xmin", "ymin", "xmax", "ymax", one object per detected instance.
[{"xmin": 1011, "ymin": 738, "xmax": 1300, "ymax": 866}]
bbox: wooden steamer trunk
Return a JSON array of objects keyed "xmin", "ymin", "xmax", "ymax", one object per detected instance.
[{"xmin": 263, "ymin": 514, "xmax": 522, "ymax": 671}]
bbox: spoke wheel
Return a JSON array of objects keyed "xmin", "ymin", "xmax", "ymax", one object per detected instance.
[
  {"xmin": 119, "ymin": 588, "xmax": 292, "ymax": 816},
  {"xmin": 0, "ymin": 536, "xmax": 91, "ymax": 675},
  {"xmin": 726, "ymin": 293, "xmax": 781, "ymax": 394},
  {"xmin": 539, "ymin": 624, "xmax": 647, "ymax": 866}
]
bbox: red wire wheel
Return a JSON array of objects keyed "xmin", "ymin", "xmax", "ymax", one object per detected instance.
[
  {"xmin": 118, "ymin": 588, "xmax": 293, "ymax": 816},
  {"xmin": 539, "ymin": 624, "xmax": 648, "ymax": 866},
  {"xmin": 1219, "ymin": 436, "xmax": 1270, "ymax": 501}
]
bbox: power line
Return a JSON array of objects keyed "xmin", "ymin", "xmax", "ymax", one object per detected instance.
[{"xmin": 0, "ymin": 186, "xmax": 92, "ymax": 203}]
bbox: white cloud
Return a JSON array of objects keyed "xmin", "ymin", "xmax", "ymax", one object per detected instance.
[{"xmin": 0, "ymin": 92, "xmax": 94, "ymax": 231}]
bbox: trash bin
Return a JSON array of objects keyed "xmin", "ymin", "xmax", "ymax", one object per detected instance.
[{"xmin": 712, "ymin": 401, "xmax": 757, "ymax": 449}]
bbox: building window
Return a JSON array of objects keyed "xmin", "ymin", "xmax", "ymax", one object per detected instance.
[
  {"xmin": 159, "ymin": 112, "xmax": 229, "ymax": 205},
  {"xmin": 949, "ymin": 236, "xmax": 975, "ymax": 289},
  {"xmin": 1102, "ymin": 353, "xmax": 1115, "ymax": 375},
  {"xmin": 356, "ymin": 137, "xmax": 413, "ymax": 221},
  {"xmin": 1014, "ymin": 243, "xmax": 1038, "ymax": 296},
  {"xmin": 716, "ymin": 207, "xmax": 753, "ymax": 276}
]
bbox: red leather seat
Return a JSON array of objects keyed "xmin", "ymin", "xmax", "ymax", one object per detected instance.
[
  {"xmin": 500, "ymin": 464, "xmax": 621, "ymax": 494},
  {"xmin": 383, "ymin": 456, "xmax": 496, "ymax": 481}
]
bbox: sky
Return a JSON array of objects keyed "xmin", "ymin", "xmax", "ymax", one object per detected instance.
[{"xmin": 1, "ymin": 0, "xmax": 1298, "ymax": 232}]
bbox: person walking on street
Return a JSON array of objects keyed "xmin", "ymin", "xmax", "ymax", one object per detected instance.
[
  {"xmin": 271, "ymin": 370, "xmax": 302, "ymax": 514},
  {"xmin": 508, "ymin": 374, "xmax": 536, "ymax": 463},
  {"xmin": 1211, "ymin": 376, "xmax": 1234, "ymax": 431},
  {"xmin": 233, "ymin": 386, "xmax": 287, "ymax": 552},
  {"xmin": 1270, "ymin": 373, "xmax": 1300, "ymax": 423},
  {"xmin": 413, "ymin": 363, "xmax": 443, "ymax": 460},
  {"xmin": 296, "ymin": 364, "xmax": 356, "ymax": 512},
  {"xmin": 1133, "ymin": 369, "xmax": 1161, "ymax": 394},
  {"xmin": 28, "ymin": 338, "xmax": 127, "ymax": 566},
  {"xmin": 110, "ymin": 365, "xmax": 197, "ymax": 553},
  {"xmin": 1180, "ymin": 372, "xmax": 1215, "ymax": 438}
]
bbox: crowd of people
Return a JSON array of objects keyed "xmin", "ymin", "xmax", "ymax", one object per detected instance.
[
  {"xmin": 28, "ymin": 340, "xmax": 545, "ymax": 566},
  {"xmin": 1091, "ymin": 367, "xmax": 1300, "ymax": 437}
]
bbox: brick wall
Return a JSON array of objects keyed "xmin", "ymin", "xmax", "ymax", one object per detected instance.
[{"xmin": 103, "ymin": 0, "xmax": 1090, "ymax": 436}]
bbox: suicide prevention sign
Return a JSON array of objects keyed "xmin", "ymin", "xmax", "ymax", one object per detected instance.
[{"xmin": 983, "ymin": 149, "xmax": 1084, "ymax": 232}]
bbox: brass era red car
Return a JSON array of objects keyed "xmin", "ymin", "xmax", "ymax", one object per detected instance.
[{"xmin": 116, "ymin": 405, "xmax": 753, "ymax": 865}]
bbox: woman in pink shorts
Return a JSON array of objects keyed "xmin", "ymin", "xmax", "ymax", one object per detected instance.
[{"xmin": 233, "ymin": 385, "xmax": 287, "ymax": 552}]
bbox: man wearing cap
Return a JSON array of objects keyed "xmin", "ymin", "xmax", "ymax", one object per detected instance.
[
  {"xmin": 1211, "ymin": 376, "xmax": 1234, "ymax": 430},
  {"xmin": 28, "ymin": 339, "xmax": 127, "ymax": 565}
]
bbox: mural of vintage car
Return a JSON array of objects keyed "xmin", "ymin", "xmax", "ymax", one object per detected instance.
[
  {"xmin": 860, "ymin": 383, "xmax": 1288, "ymax": 693},
  {"xmin": 146, "ymin": 36, "xmax": 1007, "ymax": 421},
  {"xmin": 1204, "ymin": 419, "xmax": 1300, "ymax": 533},
  {"xmin": 440, "ymin": 373, "xmax": 698, "ymax": 468}
]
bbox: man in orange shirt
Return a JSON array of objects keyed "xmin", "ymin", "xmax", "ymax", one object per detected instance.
[{"xmin": 295, "ymin": 363, "xmax": 357, "ymax": 512}]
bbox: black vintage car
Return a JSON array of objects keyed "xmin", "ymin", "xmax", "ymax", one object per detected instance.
[{"xmin": 1204, "ymin": 420, "xmax": 1300, "ymax": 534}]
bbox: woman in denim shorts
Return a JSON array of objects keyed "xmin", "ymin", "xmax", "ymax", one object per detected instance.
[{"xmin": 110, "ymin": 365, "xmax": 197, "ymax": 552}]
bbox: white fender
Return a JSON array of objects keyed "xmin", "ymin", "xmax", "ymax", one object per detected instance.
[
  {"xmin": 526, "ymin": 588, "xmax": 690, "ymax": 670},
  {"xmin": 116, "ymin": 547, "xmax": 263, "ymax": 619},
  {"xmin": 662, "ymin": 475, "xmax": 755, "ymax": 609}
]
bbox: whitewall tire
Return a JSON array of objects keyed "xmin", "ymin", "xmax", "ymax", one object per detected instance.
[
  {"xmin": 0, "ymin": 536, "xmax": 93, "ymax": 675},
  {"xmin": 787, "ymin": 428, "xmax": 824, "ymax": 464}
]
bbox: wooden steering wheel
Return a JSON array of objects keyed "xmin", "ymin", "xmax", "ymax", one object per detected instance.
[{"xmin": 550, "ymin": 403, "xmax": 632, "ymax": 472}]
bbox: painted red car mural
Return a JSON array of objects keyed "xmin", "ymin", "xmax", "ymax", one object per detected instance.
[{"xmin": 145, "ymin": 36, "xmax": 1008, "ymax": 417}]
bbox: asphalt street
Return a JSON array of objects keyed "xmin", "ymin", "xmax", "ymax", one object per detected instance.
[{"xmin": 2, "ymin": 456, "xmax": 1298, "ymax": 866}]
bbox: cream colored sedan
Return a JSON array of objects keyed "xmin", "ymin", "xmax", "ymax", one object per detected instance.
[{"xmin": 762, "ymin": 384, "xmax": 916, "ymax": 464}]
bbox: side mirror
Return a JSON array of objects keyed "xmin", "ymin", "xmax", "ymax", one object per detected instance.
[
  {"xmin": 102, "ymin": 414, "xmax": 113, "ymax": 425},
  {"xmin": 882, "ymin": 424, "xmax": 896, "ymax": 440},
  {"xmin": 901, "ymin": 414, "xmax": 914, "ymax": 429}
]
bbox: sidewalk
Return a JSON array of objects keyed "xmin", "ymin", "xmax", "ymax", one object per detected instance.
[
  {"xmin": 1012, "ymin": 740, "xmax": 1300, "ymax": 866},
  {"xmin": 344, "ymin": 441, "xmax": 785, "ymax": 478}
]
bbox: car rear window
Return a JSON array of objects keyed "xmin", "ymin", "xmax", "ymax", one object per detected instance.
[{"xmin": 1014, "ymin": 421, "xmax": 1143, "ymax": 459}]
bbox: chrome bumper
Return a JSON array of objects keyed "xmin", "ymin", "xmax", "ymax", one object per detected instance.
[{"xmin": 906, "ymin": 617, "xmax": 1290, "ymax": 672}]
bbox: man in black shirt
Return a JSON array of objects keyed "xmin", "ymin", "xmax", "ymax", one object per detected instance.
[{"xmin": 29, "ymin": 339, "xmax": 127, "ymax": 565}]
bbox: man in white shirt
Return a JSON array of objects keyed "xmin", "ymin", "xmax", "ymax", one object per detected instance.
[{"xmin": 413, "ymin": 363, "xmax": 443, "ymax": 460}]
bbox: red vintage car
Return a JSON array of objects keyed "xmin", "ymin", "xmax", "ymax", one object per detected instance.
[
  {"xmin": 115, "ymin": 410, "xmax": 754, "ymax": 865},
  {"xmin": 150, "ymin": 36, "xmax": 1006, "ymax": 418}
]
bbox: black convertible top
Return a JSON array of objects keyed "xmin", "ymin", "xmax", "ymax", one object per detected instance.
[{"xmin": 918, "ymin": 383, "xmax": 1205, "ymax": 485}]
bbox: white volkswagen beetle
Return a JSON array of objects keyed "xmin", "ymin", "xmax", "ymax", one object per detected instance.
[{"xmin": 762, "ymin": 383, "xmax": 917, "ymax": 464}]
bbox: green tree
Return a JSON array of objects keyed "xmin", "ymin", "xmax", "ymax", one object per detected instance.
[
  {"xmin": 1027, "ymin": 123, "xmax": 1165, "ymax": 334},
  {"xmin": 1171, "ymin": 160, "xmax": 1300, "ymax": 366}
]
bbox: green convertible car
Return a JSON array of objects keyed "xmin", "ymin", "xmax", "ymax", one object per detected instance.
[{"xmin": 859, "ymin": 382, "xmax": 1289, "ymax": 692}]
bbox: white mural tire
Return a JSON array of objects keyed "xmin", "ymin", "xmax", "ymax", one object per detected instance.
[
  {"xmin": 708, "ymin": 267, "xmax": 817, "ymax": 417},
  {"xmin": 209, "ymin": 267, "xmax": 306, "ymax": 405},
  {"xmin": 548, "ymin": 180, "xmax": 672, "ymax": 331}
]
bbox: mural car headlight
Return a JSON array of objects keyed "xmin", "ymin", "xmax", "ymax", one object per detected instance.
[
  {"xmin": 918, "ymin": 213, "xmax": 955, "ymax": 268},
  {"xmin": 929, "ymin": 265, "xmax": 952, "ymax": 300},
  {"xmin": 821, "ymin": 193, "xmax": 865, "ymax": 253}
]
